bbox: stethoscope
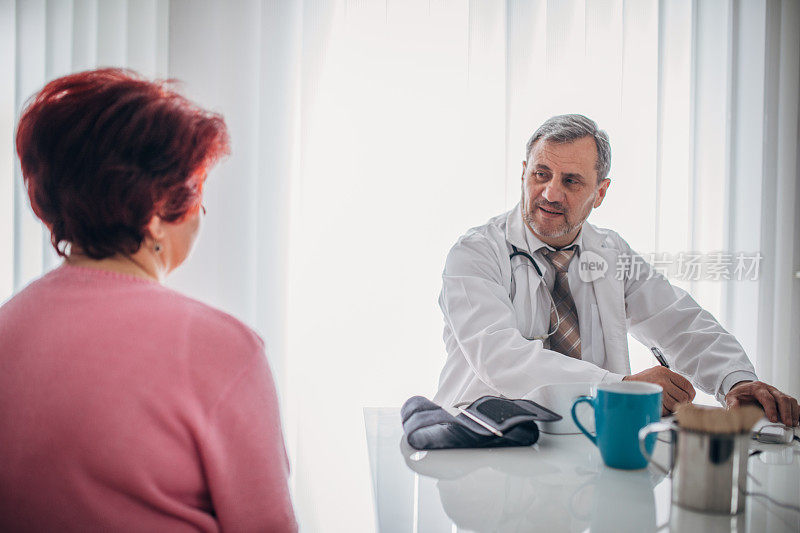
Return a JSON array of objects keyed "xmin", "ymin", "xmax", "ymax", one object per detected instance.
[{"xmin": 509, "ymin": 245, "xmax": 562, "ymax": 341}]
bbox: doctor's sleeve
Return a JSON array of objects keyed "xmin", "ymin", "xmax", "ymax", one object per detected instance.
[
  {"xmin": 619, "ymin": 241, "xmax": 757, "ymax": 402},
  {"xmin": 439, "ymin": 235, "xmax": 620, "ymax": 399}
]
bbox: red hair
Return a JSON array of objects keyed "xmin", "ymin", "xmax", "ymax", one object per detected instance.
[{"xmin": 16, "ymin": 68, "xmax": 230, "ymax": 259}]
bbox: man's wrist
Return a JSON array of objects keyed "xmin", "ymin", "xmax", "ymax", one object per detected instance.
[{"xmin": 719, "ymin": 370, "xmax": 758, "ymax": 400}]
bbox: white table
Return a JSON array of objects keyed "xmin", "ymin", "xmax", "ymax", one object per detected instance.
[{"xmin": 365, "ymin": 408, "xmax": 800, "ymax": 532}]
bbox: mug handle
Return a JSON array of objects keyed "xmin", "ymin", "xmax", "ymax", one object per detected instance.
[
  {"xmin": 638, "ymin": 421, "xmax": 674, "ymax": 475},
  {"xmin": 571, "ymin": 395, "xmax": 596, "ymax": 445}
]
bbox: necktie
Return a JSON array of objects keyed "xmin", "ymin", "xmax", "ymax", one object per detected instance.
[{"xmin": 542, "ymin": 247, "xmax": 581, "ymax": 359}]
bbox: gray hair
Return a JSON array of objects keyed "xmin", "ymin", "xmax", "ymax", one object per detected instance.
[{"xmin": 525, "ymin": 114, "xmax": 611, "ymax": 182}]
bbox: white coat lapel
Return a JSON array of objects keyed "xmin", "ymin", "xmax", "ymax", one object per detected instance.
[
  {"xmin": 505, "ymin": 203, "xmax": 545, "ymax": 298},
  {"xmin": 504, "ymin": 203, "xmax": 528, "ymax": 251},
  {"xmin": 581, "ymin": 224, "xmax": 631, "ymax": 374},
  {"xmin": 505, "ymin": 204, "xmax": 546, "ymax": 333}
]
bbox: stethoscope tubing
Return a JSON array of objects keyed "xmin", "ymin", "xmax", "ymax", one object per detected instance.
[
  {"xmin": 510, "ymin": 245, "xmax": 543, "ymax": 277},
  {"xmin": 509, "ymin": 244, "xmax": 562, "ymax": 341}
]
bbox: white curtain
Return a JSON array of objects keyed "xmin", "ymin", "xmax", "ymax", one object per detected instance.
[{"xmin": 2, "ymin": 1, "xmax": 799, "ymax": 531}]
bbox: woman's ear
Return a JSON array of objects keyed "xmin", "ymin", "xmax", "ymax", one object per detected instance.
[{"xmin": 145, "ymin": 215, "xmax": 166, "ymax": 242}]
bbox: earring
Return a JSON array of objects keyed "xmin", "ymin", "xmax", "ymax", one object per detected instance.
[{"xmin": 154, "ymin": 241, "xmax": 162, "ymax": 253}]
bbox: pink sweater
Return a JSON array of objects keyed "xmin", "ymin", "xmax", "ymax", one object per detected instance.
[{"xmin": 0, "ymin": 264, "xmax": 297, "ymax": 532}]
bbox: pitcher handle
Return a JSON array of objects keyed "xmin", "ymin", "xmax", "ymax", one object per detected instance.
[
  {"xmin": 638, "ymin": 421, "xmax": 674, "ymax": 475},
  {"xmin": 571, "ymin": 395, "xmax": 596, "ymax": 445}
]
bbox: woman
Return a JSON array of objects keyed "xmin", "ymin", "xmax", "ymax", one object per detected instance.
[{"xmin": 0, "ymin": 69, "xmax": 297, "ymax": 532}]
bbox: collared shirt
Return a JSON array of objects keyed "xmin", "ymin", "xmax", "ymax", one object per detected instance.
[{"xmin": 522, "ymin": 225, "xmax": 607, "ymax": 368}]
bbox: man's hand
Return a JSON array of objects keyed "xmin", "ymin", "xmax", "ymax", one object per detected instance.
[
  {"xmin": 623, "ymin": 366, "xmax": 696, "ymax": 414},
  {"xmin": 726, "ymin": 381, "xmax": 799, "ymax": 427}
]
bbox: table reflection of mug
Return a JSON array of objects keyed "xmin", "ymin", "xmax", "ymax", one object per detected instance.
[
  {"xmin": 669, "ymin": 504, "xmax": 745, "ymax": 533},
  {"xmin": 569, "ymin": 467, "xmax": 660, "ymax": 533}
]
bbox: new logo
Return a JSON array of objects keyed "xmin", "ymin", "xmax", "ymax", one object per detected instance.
[{"xmin": 578, "ymin": 251, "xmax": 608, "ymax": 282}]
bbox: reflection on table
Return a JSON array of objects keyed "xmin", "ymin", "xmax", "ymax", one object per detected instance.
[{"xmin": 364, "ymin": 408, "xmax": 800, "ymax": 533}]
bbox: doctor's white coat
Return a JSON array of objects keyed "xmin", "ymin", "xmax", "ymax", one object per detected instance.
[{"xmin": 433, "ymin": 205, "xmax": 757, "ymax": 407}]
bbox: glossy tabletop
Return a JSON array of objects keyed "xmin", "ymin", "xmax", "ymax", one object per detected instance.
[{"xmin": 364, "ymin": 408, "xmax": 800, "ymax": 533}]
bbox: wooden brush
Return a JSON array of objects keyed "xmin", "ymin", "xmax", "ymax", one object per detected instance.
[{"xmin": 674, "ymin": 403, "xmax": 763, "ymax": 434}]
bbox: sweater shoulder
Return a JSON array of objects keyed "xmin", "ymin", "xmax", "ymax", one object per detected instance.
[{"xmin": 152, "ymin": 287, "xmax": 265, "ymax": 358}]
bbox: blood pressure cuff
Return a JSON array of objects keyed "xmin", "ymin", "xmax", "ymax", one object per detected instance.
[{"xmin": 401, "ymin": 395, "xmax": 561, "ymax": 450}]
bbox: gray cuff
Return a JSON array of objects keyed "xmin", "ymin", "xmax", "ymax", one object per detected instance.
[{"xmin": 717, "ymin": 370, "xmax": 759, "ymax": 403}]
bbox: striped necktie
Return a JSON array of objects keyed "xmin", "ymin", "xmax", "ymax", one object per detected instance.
[{"xmin": 542, "ymin": 247, "xmax": 581, "ymax": 359}]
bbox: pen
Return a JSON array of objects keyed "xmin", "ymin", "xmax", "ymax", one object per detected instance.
[{"xmin": 651, "ymin": 346, "xmax": 670, "ymax": 368}]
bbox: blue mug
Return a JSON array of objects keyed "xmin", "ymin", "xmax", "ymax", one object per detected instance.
[{"xmin": 571, "ymin": 382, "xmax": 662, "ymax": 470}]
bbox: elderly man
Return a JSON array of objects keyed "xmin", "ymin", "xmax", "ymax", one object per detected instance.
[{"xmin": 434, "ymin": 114, "xmax": 798, "ymax": 426}]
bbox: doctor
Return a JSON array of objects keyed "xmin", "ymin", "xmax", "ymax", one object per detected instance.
[{"xmin": 435, "ymin": 114, "xmax": 799, "ymax": 426}]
